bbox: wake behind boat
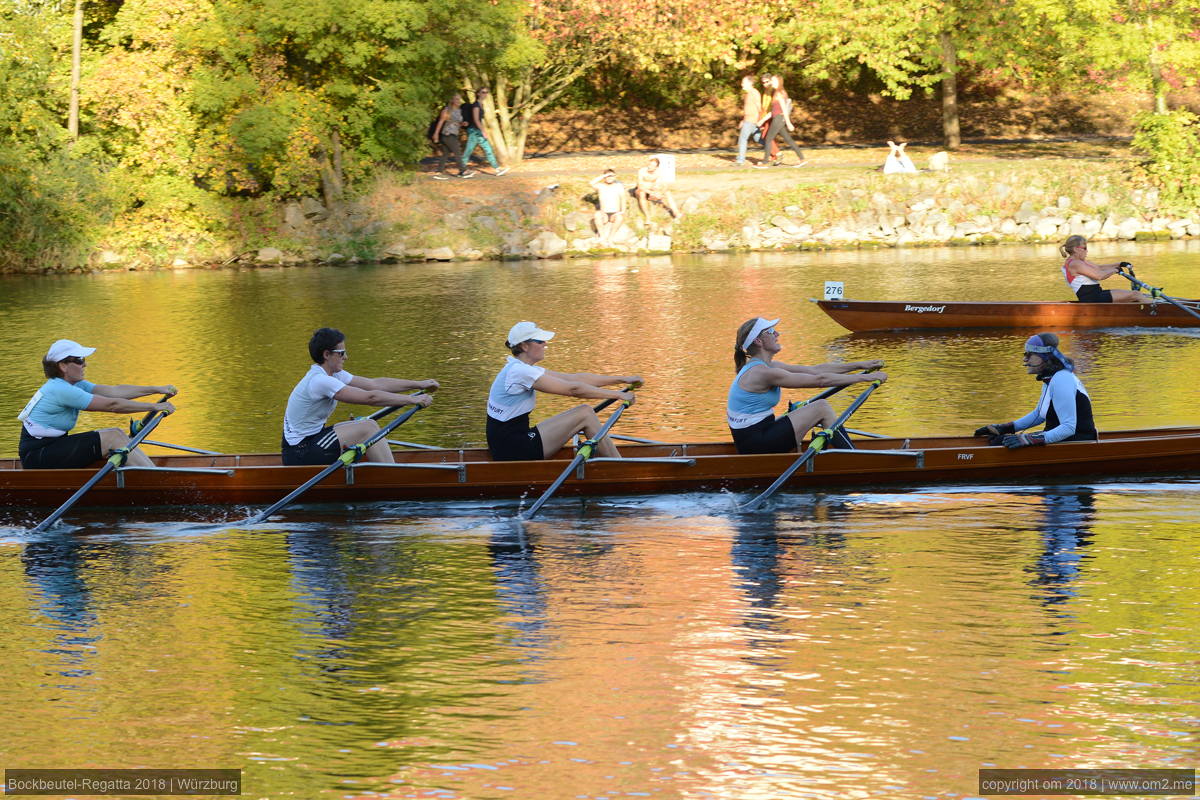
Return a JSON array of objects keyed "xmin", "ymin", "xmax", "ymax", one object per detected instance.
[
  {"xmin": 813, "ymin": 298, "xmax": 1200, "ymax": 332},
  {"xmin": 4, "ymin": 427, "xmax": 1200, "ymax": 511}
]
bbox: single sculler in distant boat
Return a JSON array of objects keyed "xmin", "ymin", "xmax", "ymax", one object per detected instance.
[{"xmin": 1060, "ymin": 235, "xmax": 1153, "ymax": 304}]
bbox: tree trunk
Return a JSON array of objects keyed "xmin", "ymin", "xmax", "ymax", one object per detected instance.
[
  {"xmin": 939, "ymin": 31, "xmax": 960, "ymax": 150},
  {"xmin": 68, "ymin": 0, "xmax": 83, "ymax": 139},
  {"xmin": 318, "ymin": 130, "xmax": 344, "ymax": 209},
  {"xmin": 1149, "ymin": 53, "xmax": 1169, "ymax": 113}
]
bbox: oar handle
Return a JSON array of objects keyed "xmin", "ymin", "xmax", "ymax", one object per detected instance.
[
  {"xmin": 340, "ymin": 396, "xmax": 428, "ymax": 466},
  {"xmin": 130, "ymin": 394, "xmax": 173, "ymax": 435},
  {"xmin": 593, "ymin": 382, "xmax": 641, "ymax": 413},
  {"xmin": 789, "ymin": 367, "xmax": 881, "ymax": 412},
  {"xmin": 1116, "ymin": 267, "xmax": 1200, "ymax": 322},
  {"xmin": 366, "ymin": 389, "xmax": 429, "ymax": 421}
]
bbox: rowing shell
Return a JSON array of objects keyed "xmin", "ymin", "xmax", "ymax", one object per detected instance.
[
  {"xmin": 3, "ymin": 427, "xmax": 1199, "ymax": 510},
  {"xmin": 814, "ymin": 298, "xmax": 1200, "ymax": 332}
]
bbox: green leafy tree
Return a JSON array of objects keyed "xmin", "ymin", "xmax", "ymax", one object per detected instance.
[
  {"xmin": 768, "ymin": 0, "xmax": 1061, "ymax": 148},
  {"xmin": 185, "ymin": 0, "xmax": 515, "ymax": 202},
  {"xmin": 465, "ymin": 0, "xmax": 755, "ymax": 163},
  {"xmin": 1050, "ymin": 0, "xmax": 1200, "ymax": 113}
]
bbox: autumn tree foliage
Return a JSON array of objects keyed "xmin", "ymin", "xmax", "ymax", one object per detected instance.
[
  {"xmin": 1049, "ymin": 0, "xmax": 1200, "ymax": 113},
  {"xmin": 765, "ymin": 0, "xmax": 1064, "ymax": 148},
  {"xmin": 465, "ymin": 0, "xmax": 759, "ymax": 163}
]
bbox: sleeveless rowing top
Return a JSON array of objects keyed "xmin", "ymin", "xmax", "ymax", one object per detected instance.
[
  {"xmin": 727, "ymin": 359, "xmax": 781, "ymax": 429},
  {"xmin": 1063, "ymin": 257, "xmax": 1099, "ymax": 292}
]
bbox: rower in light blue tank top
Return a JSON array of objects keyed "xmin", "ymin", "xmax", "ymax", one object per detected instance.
[{"xmin": 727, "ymin": 359, "xmax": 781, "ymax": 429}]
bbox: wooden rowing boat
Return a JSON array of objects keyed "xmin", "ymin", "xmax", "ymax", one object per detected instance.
[
  {"xmin": 3, "ymin": 427, "xmax": 1199, "ymax": 510},
  {"xmin": 814, "ymin": 298, "xmax": 1200, "ymax": 332}
]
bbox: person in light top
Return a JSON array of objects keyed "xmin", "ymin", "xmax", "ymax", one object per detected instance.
[
  {"xmin": 1060, "ymin": 235, "xmax": 1151, "ymax": 303},
  {"xmin": 18, "ymin": 339, "xmax": 177, "ymax": 469},
  {"xmin": 486, "ymin": 321, "xmax": 641, "ymax": 461},
  {"xmin": 281, "ymin": 327, "xmax": 438, "ymax": 466},
  {"xmin": 727, "ymin": 317, "xmax": 886, "ymax": 454},
  {"xmin": 974, "ymin": 333, "xmax": 1097, "ymax": 448}
]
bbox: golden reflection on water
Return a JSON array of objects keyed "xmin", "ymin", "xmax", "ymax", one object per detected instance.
[
  {"xmin": 2, "ymin": 241, "xmax": 1199, "ymax": 457},
  {"xmin": 2, "ymin": 246, "xmax": 1200, "ymax": 800},
  {"xmin": 0, "ymin": 485, "xmax": 1197, "ymax": 798}
]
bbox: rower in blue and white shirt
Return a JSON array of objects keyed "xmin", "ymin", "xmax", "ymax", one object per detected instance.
[
  {"xmin": 727, "ymin": 317, "xmax": 887, "ymax": 454},
  {"xmin": 18, "ymin": 338, "xmax": 177, "ymax": 469}
]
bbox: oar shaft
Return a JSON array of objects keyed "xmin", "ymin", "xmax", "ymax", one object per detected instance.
[
  {"xmin": 592, "ymin": 384, "xmax": 640, "ymax": 413},
  {"xmin": 521, "ymin": 402, "xmax": 630, "ymax": 520},
  {"xmin": 742, "ymin": 381, "xmax": 882, "ymax": 511},
  {"xmin": 31, "ymin": 410, "xmax": 169, "ymax": 533},
  {"xmin": 1117, "ymin": 269, "xmax": 1200, "ymax": 323},
  {"xmin": 249, "ymin": 398, "xmax": 426, "ymax": 523}
]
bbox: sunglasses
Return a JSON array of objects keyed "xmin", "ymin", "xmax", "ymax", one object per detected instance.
[
  {"xmin": 529, "ymin": 339, "xmax": 546, "ymax": 345},
  {"xmin": 330, "ymin": 349, "xmax": 347, "ymax": 356},
  {"xmin": 61, "ymin": 356, "xmax": 87, "ymax": 365}
]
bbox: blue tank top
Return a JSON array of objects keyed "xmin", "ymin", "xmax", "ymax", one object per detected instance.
[{"xmin": 727, "ymin": 359, "xmax": 781, "ymax": 429}]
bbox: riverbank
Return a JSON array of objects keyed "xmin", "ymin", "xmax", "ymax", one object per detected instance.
[{"xmin": 58, "ymin": 139, "xmax": 1200, "ymax": 271}]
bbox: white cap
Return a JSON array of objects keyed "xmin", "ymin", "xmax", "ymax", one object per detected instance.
[
  {"xmin": 45, "ymin": 339, "xmax": 97, "ymax": 362},
  {"xmin": 741, "ymin": 318, "xmax": 780, "ymax": 352},
  {"xmin": 506, "ymin": 321, "xmax": 555, "ymax": 347}
]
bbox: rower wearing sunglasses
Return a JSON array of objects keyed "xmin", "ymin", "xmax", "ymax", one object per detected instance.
[
  {"xmin": 281, "ymin": 327, "xmax": 438, "ymax": 466},
  {"xmin": 18, "ymin": 339, "xmax": 177, "ymax": 469},
  {"xmin": 728, "ymin": 317, "xmax": 886, "ymax": 454},
  {"xmin": 486, "ymin": 321, "xmax": 641, "ymax": 461}
]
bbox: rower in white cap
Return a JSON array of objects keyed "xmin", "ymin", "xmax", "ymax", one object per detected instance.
[
  {"xmin": 485, "ymin": 321, "xmax": 642, "ymax": 461},
  {"xmin": 18, "ymin": 339, "xmax": 177, "ymax": 469}
]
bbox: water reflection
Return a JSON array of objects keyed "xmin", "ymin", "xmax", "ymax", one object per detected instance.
[
  {"xmin": 487, "ymin": 526, "xmax": 551, "ymax": 659},
  {"xmin": 21, "ymin": 535, "xmax": 101, "ymax": 677},
  {"xmin": 1028, "ymin": 489, "xmax": 1096, "ymax": 613}
]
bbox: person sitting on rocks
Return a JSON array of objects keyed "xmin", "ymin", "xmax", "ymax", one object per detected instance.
[
  {"xmin": 590, "ymin": 168, "xmax": 627, "ymax": 245},
  {"xmin": 635, "ymin": 156, "xmax": 682, "ymax": 224},
  {"xmin": 1060, "ymin": 235, "xmax": 1152, "ymax": 304},
  {"xmin": 883, "ymin": 140, "xmax": 918, "ymax": 174}
]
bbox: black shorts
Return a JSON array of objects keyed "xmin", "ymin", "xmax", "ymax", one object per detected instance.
[
  {"xmin": 281, "ymin": 427, "xmax": 342, "ymax": 466},
  {"xmin": 730, "ymin": 415, "xmax": 798, "ymax": 455},
  {"xmin": 19, "ymin": 428, "xmax": 104, "ymax": 469},
  {"xmin": 1076, "ymin": 284, "xmax": 1113, "ymax": 303},
  {"xmin": 487, "ymin": 413, "xmax": 545, "ymax": 461}
]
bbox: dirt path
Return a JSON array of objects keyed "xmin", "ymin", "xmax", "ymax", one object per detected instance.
[{"xmin": 421, "ymin": 138, "xmax": 1134, "ymax": 202}]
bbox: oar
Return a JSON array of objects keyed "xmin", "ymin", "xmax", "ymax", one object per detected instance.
[
  {"xmin": 247, "ymin": 397, "xmax": 427, "ymax": 524},
  {"xmin": 788, "ymin": 382, "xmax": 854, "ymax": 412},
  {"xmin": 520, "ymin": 399, "xmax": 634, "ymax": 521},
  {"xmin": 592, "ymin": 383, "xmax": 641, "ymax": 414},
  {"xmin": 31, "ymin": 399, "xmax": 172, "ymax": 533},
  {"xmin": 739, "ymin": 380, "xmax": 883, "ymax": 511},
  {"xmin": 1116, "ymin": 266, "xmax": 1200, "ymax": 322},
  {"xmin": 787, "ymin": 366, "xmax": 880, "ymax": 412}
]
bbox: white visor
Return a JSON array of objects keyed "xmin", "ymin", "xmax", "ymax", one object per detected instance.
[{"xmin": 741, "ymin": 318, "xmax": 781, "ymax": 352}]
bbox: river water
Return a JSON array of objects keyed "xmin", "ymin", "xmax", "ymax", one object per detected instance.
[{"xmin": 1, "ymin": 244, "xmax": 1198, "ymax": 799}]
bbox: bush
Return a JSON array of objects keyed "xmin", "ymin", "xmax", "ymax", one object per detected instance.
[
  {"xmin": 0, "ymin": 146, "xmax": 112, "ymax": 272},
  {"xmin": 1131, "ymin": 110, "xmax": 1200, "ymax": 212}
]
